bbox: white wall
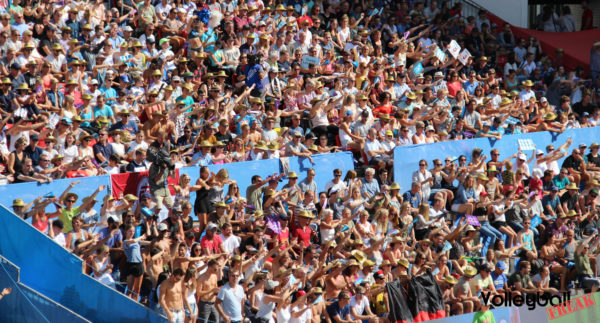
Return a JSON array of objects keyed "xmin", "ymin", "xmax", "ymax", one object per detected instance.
[{"xmin": 471, "ymin": 0, "xmax": 529, "ymax": 28}]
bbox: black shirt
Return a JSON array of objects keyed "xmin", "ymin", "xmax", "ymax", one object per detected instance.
[
  {"xmin": 587, "ymin": 153, "xmax": 600, "ymax": 168},
  {"xmin": 572, "ymin": 102, "xmax": 597, "ymax": 117},
  {"xmin": 562, "ymin": 155, "xmax": 582, "ymax": 172},
  {"xmin": 215, "ymin": 131, "xmax": 233, "ymax": 149}
]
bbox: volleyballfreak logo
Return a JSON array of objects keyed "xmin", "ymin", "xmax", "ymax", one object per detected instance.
[
  {"xmin": 480, "ymin": 291, "xmax": 571, "ymax": 311},
  {"xmin": 546, "ymin": 293, "xmax": 596, "ymax": 320}
]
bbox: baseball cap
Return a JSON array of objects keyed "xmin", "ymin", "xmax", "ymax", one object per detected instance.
[
  {"xmin": 207, "ymin": 223, "xmax": 219, "ymax": 231},
  {"xmin": 157, "ymin": 223, "xmax": 168, "ymax": 231},
  {"xmin": 496, "ymin": 261, "xmax": 506, "ymax": 270},
  {"xmin": 518, "ymin": 153, "xmax": 526, "ymax": 160}
]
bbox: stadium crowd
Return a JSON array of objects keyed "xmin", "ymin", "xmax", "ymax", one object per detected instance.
[{"xmin": 3, "ymin": 0, "xmax": 600, "ymax": 322}]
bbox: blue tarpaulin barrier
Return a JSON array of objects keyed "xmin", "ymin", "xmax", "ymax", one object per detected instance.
[
  {"xmin": 0, "ymin": 256, "xmax": 91, "ymax": 323},
  {"xmin": 393, "ymin": 128, "xmax": 600, "ymax": 192},
  {"xmin": 0, "ymin": 205, "xmax": 167, "ymax": 323}
]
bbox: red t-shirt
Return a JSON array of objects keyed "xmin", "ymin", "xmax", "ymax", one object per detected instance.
[
  {"xmin": 277, "ymin": 228, "xmax": 290, "ymax": 247},
  {"xmin": 447, "ymin": 81, "xmax": 462, "ymax": 97},
  {"xmin": 292, "ymin": 226, "xmax": 311, "ymax": 247},
  {"xmin": 373, "ymin": 105, "xmax": 394, "ymax": 116},
  {"xmin": 200, "ymin": 234, "xmax": 223, "ymax": 254}
]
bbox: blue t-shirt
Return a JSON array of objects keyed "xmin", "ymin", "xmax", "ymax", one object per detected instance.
[
  {"xmin": 327, "ymin": 301, "xmax": 351, "ymax": 320},
  {"xmin": 490, "ymin": 271, "xmax": 507, "ymax": 290},
  {"xmin": 361, "ymin": 179, "xmax": 380, "ymax": 198},
  {"xmin": 541, "ymin": 194, "xmax": 561, "ymax": 215},
  {"xmin": 403, "ymin": 190, "xmax": 421, "ymax": 209},
  {"xmin": 245, "ymin": 64, "xmax": 265, "ymax": 89}
]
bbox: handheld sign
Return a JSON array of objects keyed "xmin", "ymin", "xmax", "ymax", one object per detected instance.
[
  {"xmin": 434, "ymin": 47, "xmax": 446, "ymax": 62},
  {"xmin": 518, "ymin": 138, "xmax": 535, "ymax": 151},
  {"xmin": 465, "ymin": 215, "xmax": 481, "ymax": 226},
  {"xmin": 458, "ymin": 48, "xmax": 471, "ymax": 65},
  {"xmin": 448, "ymin": 40, "xmax": 461, "ymax": 59},
  {"xmin": 411, "ymin": 62, "xmax": 423, "ymax": 78},
  {"xmin": 531, "ymin": 215, "xmax": 542, "ymax": 228}
]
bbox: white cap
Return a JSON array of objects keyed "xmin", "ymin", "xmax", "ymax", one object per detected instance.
[
  {"xmin": 266, "ymin": 280, "xmax": 280, "ymax": 290},
  {"xmin": 425, "ymin": 125, "xmax": 435, "ymax": 132},
  {"xmin": 518, "ymin": 153, "xmax": 527, "ymax": 160},
  {"xmin": 536, "ymin": 149, "xmax": 544, "ymax": 155},
  {"xmin": 90, "ymin": 79, "xmax": 99, "ymax": 85},
  {"xmin": 540, "ymin": 97, "xmax": 547, "ymax": 103}
]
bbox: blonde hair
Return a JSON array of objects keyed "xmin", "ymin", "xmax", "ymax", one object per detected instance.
[
  {"xmin": 179, "ymin": 173, "xmax": 190, "ymax": 186},
  {"xmin": 419, "ymin": 204, "xmax": 430, "ymax": 222},
  {"xmin": 216, "ymin": 168, "xmax": 229, "ymax": 182}
]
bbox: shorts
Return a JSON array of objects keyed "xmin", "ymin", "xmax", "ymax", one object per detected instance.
[
  {"xmin": 127, "ymin": 262, "xmax": 144, "ymax": 277},
  {"xmin": 152, "ymin": 188, "xmax": 174, "ymax": 210},
  {"xmin": 451, "ymin": 204, "xmax": 462, "ymax": 212},
  {"xmin": 492, "ymin": 221, "xmax": 507, "ymax": 230},
  {"xmin": 186, "ymin": 300, "xmax": 197, "ymax": 317}
]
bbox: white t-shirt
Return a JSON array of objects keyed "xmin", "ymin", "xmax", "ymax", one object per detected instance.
[
  {"xmin": 350, "ymin": 295, "xmax": 370, "ymax": 319},
  {"xmin": 219, "ymin": 234, "xmax": 241, "ymax": 256},
  {"xmin": 217, "ymin": 283, "xmax": 245, "ymax": 321},
  {"xmin": 290, "ymin": 304, "xmax": 312, "ymax": 323},
  {"xmin": 53, "ymin": 232, "xmax": 66, "ymax": 248}
]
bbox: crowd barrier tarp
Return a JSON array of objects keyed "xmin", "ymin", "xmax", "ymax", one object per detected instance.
[
  {"xmin": 179, "ymin": 158, "xmax": 281, "ymax": 218},
  {"xmin": 0, "ymin": 256, "xmax": 91, "ymax": 323},
  {"xmin": 287, "ymin": 152, "xmax": 355, "ymax": 193},
  {"xmin": 0, "ymin": 175, "xmax": 111, "ymax": 215},
  {"xmin": 0, "ymin": 205, "xmax": 167, "ymax": 323},
  {"xmin": 488, "ymin": 13, "xmax": 599, "ymax": 73},
  {"xmin": 179, "ymin": 152, "xmax": 354, "ymax": 218},
  {"xmin": 393, "ymin": 128, "xmax": 600, "ymax": 191}
]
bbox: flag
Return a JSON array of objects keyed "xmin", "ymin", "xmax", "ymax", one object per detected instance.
[
  {"xmin": 386, "ymin": 280, "xmax": 414, "ymax": 323},
  {"xmin": 407, "ymin": 270, "xmax": 446, "ymax": 322},
  {"xmin": 110, "ymin": 169, "xmax": 179, "ymax": 199}
]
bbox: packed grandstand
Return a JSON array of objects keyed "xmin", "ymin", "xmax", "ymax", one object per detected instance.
[{"xmin": 1, "ymin": 0, "xmax": 600, "ymax": 322}]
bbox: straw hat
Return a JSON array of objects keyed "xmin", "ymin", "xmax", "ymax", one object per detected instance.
[
  {"xmin": 444, "ymin": 276, "xmax": 458, "ymax": 284},
  {"xmin": 12, "ymin": 198, "xmax": 26, "ymax": 207},
  {"xmin": 522, "ymin": 80, "xmax": 534, "ymax": 87},
  {"xmin": 199, "ymin": 140, "xmax": 213, "ymax": 147},
  {"xmin": 543, "ymin": 112, "xmax": 557, "ymax": 121},
  {"xmin": 566, "ymin": 183, "xmax": 578, "ymax": 190},
  {"xmin": 297, "ymin": 210, "xmax": 315, "ymax": 218},
  {"xmin": 390, "ymin": 182, "xmax": 401, "ymax": 190},
  {"xmin": 397, "ymin": 258, "xmax": 410, "ymax": 269},
  {"xmin": 464, "ymin": 266, "xmax": 477, "ymax": 277}
]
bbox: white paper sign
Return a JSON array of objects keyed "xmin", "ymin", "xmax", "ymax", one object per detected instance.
[
  {"xmin": 434, "ymin": 47, "xmax": 446, "ymax": 62},
  {"xmin": 458, "ymin": 48, "xmax": 471, "ymax": 65},
  {"xmin": 518, "ymin": 139, "xmax": 535, "ymax": 151},
  {"xmin": 448, "ymin": 40, "xmax": 461, "ymax": 59}
]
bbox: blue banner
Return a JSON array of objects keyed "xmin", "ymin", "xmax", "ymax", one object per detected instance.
[
  {"xmin": 287, "ymin": 152, "xmax": 355, "ymax": 193},
  {"xmin": 0, "ymin": 206, "xmax": 167, "ymax": 323},
  {"xmin": 0, "ymin": 175, "xmax": 111, "ymax": 216},
  {"xmin": 0, "ymin": 256, "xmax": 90, "ymax": 323},
  {"xmin": 393, "ymin": 128, "xmax": 600, "ymax": 193}
]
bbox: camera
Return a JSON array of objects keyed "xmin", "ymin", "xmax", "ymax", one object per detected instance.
[{"xmin": 147, "ymin": 147, "xmax": 175, "ymax": 171}]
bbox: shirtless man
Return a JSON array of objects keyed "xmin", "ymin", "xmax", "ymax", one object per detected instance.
[
  {"xmin": 197, "ymin": 259, "xmax": 221, "ymax": 323},
  {"xmin": 310, "ymin": 287, "xmax": 327, "ymax": 323},
  {"xmin": 325, "ymin": 262, "xmax": 346, "ymax": 300},
  {"xmin": 146, "ymin": 248, "xmax": 165, "ymax": 293},
  {"xmin": 159, "ymin": 268, "xmax": 188, "ymax": 323}
]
